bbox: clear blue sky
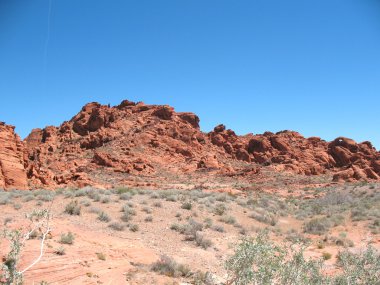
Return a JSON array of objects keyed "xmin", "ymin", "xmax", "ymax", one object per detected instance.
[{"xmin": 1, "ymin": 0, "xmax": 380, "ymax": 148}]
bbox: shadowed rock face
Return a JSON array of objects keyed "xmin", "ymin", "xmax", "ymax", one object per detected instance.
[{"xmin": 0, "ymin": 99, "xmax": 379, "ymax": 190}]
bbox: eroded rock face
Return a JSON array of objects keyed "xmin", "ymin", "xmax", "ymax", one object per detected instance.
[
  {"xmin": 0, "ymin": 122, "xmax": 28, "ymax": 189},
  {"xmin": 1, "ymin": 99, "xmax": 379, "ymax": 190},
  {"xmin": 23, "ymin": 100, "xmax": 223, "ymax": 189}
]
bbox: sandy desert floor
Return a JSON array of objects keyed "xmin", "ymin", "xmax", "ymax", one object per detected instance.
[{"xmin": 1, "ymin": 181, "xmax": 380, "ymax": 284}]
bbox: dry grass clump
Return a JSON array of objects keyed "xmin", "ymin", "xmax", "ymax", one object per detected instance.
[
  {"xmin": 108, "ymin": 222, "xmax": 125, "ymax": 231},
  {"xmin": 97, "ymin": 211, "xmax": 111, "ymax": 222},
  {"xmin": 304, "ymin": 217, "xmax": 331, "ymax": 235},
  {"xmin": 151, "ymin": 255, "xmax": 190, "ymax": 278},
  {"xmin": 60, "ymin": 232, "xmax": 75, "ymax": 245},
  {"xmin": 64, "ymin": 200, "xmax": 81, "ymax": 216},
  {"xmin": 250, "ymin": 208, "xmax": 277, "ymax": 226}
]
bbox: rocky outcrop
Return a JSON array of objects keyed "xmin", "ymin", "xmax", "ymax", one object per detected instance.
[
  {"xmin": 0, "ymin": 99, "xmax": 379, "ymax": 190},
  {"xmin": 0, "ymin": 122, "xmax": 28, "ymax": 189},
  {"xmin": 329, "ymin": 137, "xmax": 380, "ymax": 182}
]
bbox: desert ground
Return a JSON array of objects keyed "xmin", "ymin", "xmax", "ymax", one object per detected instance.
[{"xmin": 1, "ymin": 178, "xmax": 380, "ymax": 284}]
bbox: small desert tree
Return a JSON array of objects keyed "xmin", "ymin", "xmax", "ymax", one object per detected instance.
[{"xmin": 1, "ymin": 209, "xmax": 52, "ymax": 285}]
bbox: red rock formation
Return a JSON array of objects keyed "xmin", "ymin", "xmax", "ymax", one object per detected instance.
[
  {"xmin": 0, "ymin": 99, "xmax": 378, "ymax": 190},
  {"xmin": 0, "ymin": 122, "xmax": 28, "ymax": 189}
]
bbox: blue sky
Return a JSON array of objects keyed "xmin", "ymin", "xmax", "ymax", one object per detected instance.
[{"xmin": 1, "ymin": 0, "xmax": 380, "ymax": 148}]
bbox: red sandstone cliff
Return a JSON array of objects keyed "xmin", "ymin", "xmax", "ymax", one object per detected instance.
[
  {"xmin": 0, "ymin": 100, "xmax": 379, "ymax": 190},
  {"xmin": 0, "ymin": 122, "xmax": 28, "ymax": 189}
]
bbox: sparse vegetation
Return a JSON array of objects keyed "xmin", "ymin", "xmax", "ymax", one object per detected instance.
[
  {"xmin": 151, "ymin": 255, "xmax": 190, "ymax": 278},
  {"xmin": 97, "ymin": 211, "xmax": 111, "ymax": 223},
  {"xmin": 60, "ymin": 232, "xmax": 75, "ymax": 245},
  {"xmin": 1, "ymin": 185, "xmax": 380, "ymax": 284},
  {"xmin": 64, "ymin": 200, "xmax": 81, "ymax": 216},
  {"xmin": 129, "ymin": 224, "xmax": 139, "ymax": 232},
  {"xmin": 304, "ymin": 217, "xmax": 331, "ymax": 235},
  {"xmin": 96, "ymin": 252, "xmax": 106, "ymax": 261},
  {"xmin": 181, "ymin": 201, "xmax": 192, "ymax": 210},
  {"xmin": 108, "ymin": 222, "xmax": 125, "ymax": 231},
  {"xmin": 55, "ymin": 247, "xmax": 66, "ymax": 256}
]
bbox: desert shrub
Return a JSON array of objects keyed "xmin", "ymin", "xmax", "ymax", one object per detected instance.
[
  {"xmin": 195, "ymin": 232, "xmax": 212, "ymax": 249},
  {"xmin": 55, "ymin": 246, "xmax": 66, "ymax": 256},
  {"xmin": 121, "ymin": 212, "xmax": 132, "ymax": 222},
  {"xmin": 22, "ymin": 195, "xmax": 34, "ymax": 202},
  {"xmin": 166, "ymin": 195, "xmax": 178, "ymax": 202},
  {"xmin": 331, "ymin": 236, "xmax": 355, "ymax": 248},
  {"xmin": 101, "ymin": 196, "xmax": 110, "ymax": 204},
  {"xmin": 121, "ymin": 204, "xmax": 136, "ymax": 214},
  {"xmin": 285, "ymin": 230, "xmax": 310, "ymax": 244},
  {"xmin": 0, "ymin": 195, "xmax": 10, "ymax": 205},
  {"xmin": 219, "ymin": 215, "xmax": 236, "ymax": 225},
  {"xmin": 108, "ymin": 222, "xmax": 125, "ymax": 231},
  {"xmin": 150, "ymin": 192, "xmax": 160, "ymax": 199},
  {"xmin": 304, "ymin": 217, "xmax": 331, "ymax": 235},
  {"xmin": 153, "ymin": 201, "xmax": 162, "ymax": 208},
  {"xmin": 216, "ymin": 194, "xmax": 228, "ymax": 202},
  {"xmin": 145, "ymin": 216, "xmax": 153, "ymax": 222},
  {"xmin": 3, "ymin": 217, "xmax": 12, "ymax": 226},
  {"xmin": 204, "ymin": 218, "xmax": 213, "ymax": 228},
  {"xmin": 170, "ymin": 223, "xmax": 183, "ymax": 232},
  {"xmin": 64, "ymin": 200, "xmax": 81, "ymax": 216},
  {"xmin": 0, "ymin": 209, "xmax": 51, "ymax": 284},
  {"xmin": 114, "ymin": 187, "xmax": 135, "ymax": 195},
  {"xmin": 181, "ymin": 201, "xmax": 193, "ymax": 210},
  {"xmin": 119, "ymin": 193, "xmax": 132, "ymax": 201},
  {"xmin": 63, "ymin": 190, "xmax": 74, "ymax": 199},
  {"xmin": 170, "ymin": 219, "xmax": 203, "ymax": 241},
  {"xmin": 335, "ymin": 246, "xmax": 380, "ymax": 284},
  {"xmin": 96, "ymin": 252, "xmax": 106, "ymax": 261},
  {"xmin": 80, "ymin": 199, "xmax": 91, "ymax": 207},
  {"xmin": 184, "ymin": 219, "xmax": 203, "ymax": 238},
  {"xmin": 129, "ymin": 224, "xmax": 139, "ymax": 232},
  {"xmin": 60, "ymin": 232, "xmax": 75, "ymax": 245},
  {"xmin": 36, "ymin": 191, "xmax": 55, "ymax": 202},
  {"xmin": 28, "ymin": 229, "xmax": 39, "ymax": 240},
  {"xmin": 250, "ymin": 208, "xmax": 277, "ymax": 226},
  {"xmin": 226, "ymin": 231, "xmax": 380, "ymax": 285},
  {"xmin": 13, "ymin": 204, "xmax": 22, "ymax": 210},
  {"xmin": 225, "ymin": 233, "xmax": 326, "ymax": 285},
  {"xmin": 88, "ymin": 191, "xmax": 101, "ymax": 201},
  {"xmin": 351, "ymin": 207, "xmax": 368, "ymax": 222},
  {"xmin": 120, "ymin": 205, "xmax": 136, "ymax": 222},
  {"xmin": 369, "ymin": 219, "xmax": 380, "ymax": 234},
  {"xmin": 214, "ymin": 203, "xmax": 227, "ymax": 216},
  {"xmin": 322, "ymin": 252, "xmax": 332, "ymax": 260},
  {"xmin": 89, "ymin": 207, "xmax": 102, "ymax": 214},
  {"xmin": 151, "ymin": 255, "xmax": 190, "ymax": 278},
  {"xmin": 212, "ymin": 225, "xmax": 225, "ymax": 233},
  {"xmin": 74, "ymin": 188, "xmax": 88, "ymax": 197},
  {"xmin": 97, "ymin": 211, "xmax": 110, "ymax": 222},
  {"xmin": 142, "ymin": 207, "xmax": 152, "ymax": 214}
]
